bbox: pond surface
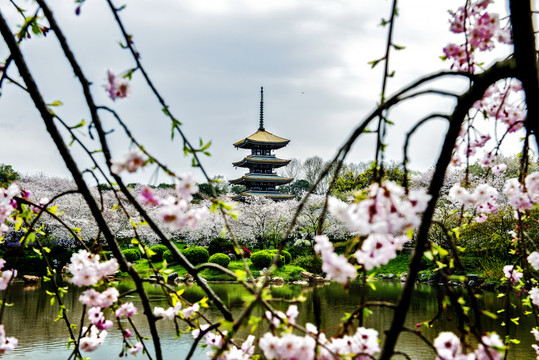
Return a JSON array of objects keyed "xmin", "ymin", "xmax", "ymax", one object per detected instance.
[{"xmin": 1, "ymin": 279, "xmax": 536, "ymax": 359}]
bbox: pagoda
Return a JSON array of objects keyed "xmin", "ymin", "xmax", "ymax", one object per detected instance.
[{"xmin": 230, "ymin": 87, "xmax": 295, "ymax": 201}]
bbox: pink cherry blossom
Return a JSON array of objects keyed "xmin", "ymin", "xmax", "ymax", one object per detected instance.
[
  {"xmin": 182, "ymin": 303, "xmax": 200, "ymax": 319},
  {"xmin": 115, "ymin": 302, "xmax": 137, "ymax": 318},
  {"xmin": 0, "ymin": 325, "xmax": 17, "ymax": 354},
  {"xmin": 79, "ymin": 326, "xmax": 107, "ymax": 352},
  {"xmin": 68, "ymin": 250, "xmax": 118, "ymax": 287},
  {"xmin": 104, "ymin": 69, "xmax": 131, "ymax": 101},
  {"xmin": 129, "ymin": 342, "xmax": 143, "ymax": 355},
  {"xmin": 528, "ymin": 252, "xmax": 539, "ymax": 271},
  {"xmin": 138, "ymin": 186, "xmax": 161, "ymax": 206},
  {"xmin": 503, "ymin": 265, "xmax": 523, "ymax": 284},
  {"xmin": 110, "ymin": 149, "xmax": 147, "ymax": 174}
]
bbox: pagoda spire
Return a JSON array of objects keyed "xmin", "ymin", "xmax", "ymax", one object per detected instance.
[{"xmin": 259, "ymin": 86, "xmax": 265, "ymax": 131}]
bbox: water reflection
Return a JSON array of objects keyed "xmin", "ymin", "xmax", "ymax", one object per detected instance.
[{"xmin": 1, "ymin": 279, "xmax": 535, "ymax": 359}]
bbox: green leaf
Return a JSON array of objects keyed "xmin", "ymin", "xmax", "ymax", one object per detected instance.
[
  {"xmin": 30, "ymin": 20, "xmax": 41, "ymax": 35},
  {"xmin": 71, "ymin": 119, "xmax": 85, "ymax": 129},
  {"xmin": 49, "ymin": 100, "xmax": 63, "ymax": 107},
  {"xmin": 22, "ymin": 232, "xmax": 36, "ymax": 246},
  {"xmin": 481, "ymin": 310, "xmax": 497, "ymax": 319},
  {"xmin": 368, "ymin": 57, "xmax": 385, "ymax": 68},
  {"xmin": 380, "ymin": 18, "xmax": 389, "ymax": 26},
  {"xmin": 392, "ymin": 44, "xmax": 405, "ymax": 50}
]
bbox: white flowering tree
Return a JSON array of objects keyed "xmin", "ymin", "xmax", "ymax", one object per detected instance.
[{"xmin": 1, "ymin": 1, "xmax": 539, "ymax": 360}]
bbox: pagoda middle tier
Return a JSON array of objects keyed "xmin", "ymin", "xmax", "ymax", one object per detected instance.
[{"xmin": 232, "ymin": 154, "xmax": 291, "ymax": 169}]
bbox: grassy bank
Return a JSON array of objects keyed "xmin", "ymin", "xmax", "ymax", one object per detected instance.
[
  {"xmin": 119, "ymin": 259, "xmax": 307, "ymax": 282},
  {"xmin": 367, "ymin": 253, "xmax": 505, "ymax": 282}
]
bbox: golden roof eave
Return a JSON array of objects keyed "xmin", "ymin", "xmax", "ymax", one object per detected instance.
[{"xmin": 233, "ymin": 130, "xmax": 290, "ymax": 148}]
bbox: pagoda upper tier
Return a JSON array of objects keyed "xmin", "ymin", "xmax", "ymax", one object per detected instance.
[{"xmin": 233, "ymin": 130, "xmax": 290, "ymax": 150}]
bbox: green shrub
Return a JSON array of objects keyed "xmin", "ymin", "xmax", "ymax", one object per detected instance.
[
  {"xmin": 122, "ymin": 249, "xmax": 141, "ymax": 262},
  {"xmin": 250, "ymin": 250, "xmax": 285, "ymax": 269},
  {"xmin": 250, "ymin": 251, "xmax": 273, "ymax": 269},
  {"xmin": 163, "ymin": 250, "xmax": 173, "ymax": 263},
  {"xmin": 287, "ymin": 246, "xmax": 313, "ymax": 260},
  {"xmin": 292, "ymin": 254, "xmax": 323, "ymax": 275},
  {"xmin": 149, "ymin": 244, "xmax": 169, "ymax": 262},
  {"xmin": 207, "ymin": 238, "xmax": 234, "ymax": 255},
  {"xmin": 182, "ymin": 246, "xmax": 209, "ymax": 266},
  {"xmin": 268, "ymin": 249, "xmax": 291, "ymax": 264},
  {"xmin": 208, "ymin": 253, "xmax": 230, "ymax": 268}
]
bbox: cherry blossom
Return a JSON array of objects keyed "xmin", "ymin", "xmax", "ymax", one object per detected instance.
[
  {"xmin": 433, "ymin": 331, "xmax": 503, "ymax": 360},
  {"xmin": 0, "ymin": 325, "xmax": 17, "ymax": 354},
  {"xmin": 0, "ymin": 184, "xmax": 19, "ymax": 237},
  {"xmin": 104, "ymin": 69, "xmax": 131, "ymax": 101},
  {"xmin": 129, "ymin": 342, "xmax": 143, "ymax": 355},
  {"xmin": 314, "ymin": 235, "xmax": 357, "ymax": 283},
  {"xmin": 115, "ymin": 302, "xmax": 137, "ymax": 318},
  {"xmin": 138, "ymin": 186, "xmax": 161, "ymax": 206},
  {"xmin": 79, "ymin": 326, "xmax": 107, "ymax": 352},
  {"xmin": 68, "ymin": 250, "xmax": 118, "ymax": 287},
  {"xmin": 182, "ymin": 303, "xmax": 199, "ymax": 319},
  {"xmin": 0, "ymin": 269, "xmax": 16, "ymax": 291},
  {"xmin": 176, "ymin": 172, "xmax": 199, "ymax": 201},
  {"xmin": 528, "ymin": 252, "xmax": 539, "ymax": 271},
  {"xmin": 110, "ymin": 148, "xmax": 147, "ymax": 174},
  {"xmin": 503, "ymin": 265, "xmax": 523, "ymax": 284},
  {"xmin": 87, "ymin": 306, "xmax": 113, "ymax": 330},
  {"xmin": 328, "ymin": 181, "xmax": 429, "ymax": 271}
]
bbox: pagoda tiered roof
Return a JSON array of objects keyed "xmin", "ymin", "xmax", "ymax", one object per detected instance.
[
  {"xmin": 232, "ymin": 155, "xmax": 290, "ymax": 168},
  {"xmin": 233, "ymin": 130, "xmax": 290, "ymax": 149},
  {"xmin": 229, "ymin": 173, "xmax": 293, "ymax": 186}
]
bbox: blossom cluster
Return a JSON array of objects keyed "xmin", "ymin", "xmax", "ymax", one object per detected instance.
[
  {"xmin": 0, "ymin": 259, "xmax": 16, "ymax": 291},
  {"xmin": 328, "ymin": 181, "xmax": 430, "ymax": 270},
  {"xmin": 314, "ymin": 235, "xmax": 357, "ymax": 283},
  {"xmin": 110, "ymin": 148, "xmax": 147, "ymax": 174},
  {"xmin": 153, "ymin": 302, "xmax": 199, "ymax": 320},
  {"xmin": 79, "ymin": 326, "xmax": 107, "ymax": 352},
  {"xmin": 502, "ymin": 265, "xmax": 522, "ymax": 284},
  {"xmin": 104, "ymin": 69, "xmax": 131, "ymax": 101},
  {"xmin": 448, "ymin": 183, "xmax": 498, "ymax": 222},
  {"xmin": 0, "ymin": 324, "xmax": 17, "ymax": 354},
  {"xmin": 259, "ymin": 325, "xmax": 379, "ymax": 360},
  {"xmin": 434, "ymin": 331, "xmax": 503, "ymax": 360},
  {"xmin": 68, "ymin": 250, "xmax": 119, "ymax": 287},
  {"xmin": 191, "ymin": 325, "xmax": 255, "ymax": 360},
  {"xmin": 138, "ymin": 173, "xmax": 209, "ymax": 230},
  {"xmin": 443, "ymin": 0, "xmax": 511, "ymax": 72},
  {"xmin": 0, "ymin": 184, "xmax": 18, "ymax": 237},
  {"xmin": 503, "ymin": 172, "xmax": 539, "ymax": 211}
]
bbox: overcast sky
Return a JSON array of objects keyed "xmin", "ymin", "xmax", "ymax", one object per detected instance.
[{"xmin": 0, "ymin": 0, "xmax": 524, "ymax": 184}]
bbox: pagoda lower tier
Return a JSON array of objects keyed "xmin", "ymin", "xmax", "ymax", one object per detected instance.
[{"xmin": 229, "ymin": 173, "xmax": 295, "ymax": 201}]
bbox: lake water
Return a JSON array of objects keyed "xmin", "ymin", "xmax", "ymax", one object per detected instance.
[{"xmin": 1, "ymin": 279, "xmax": 536, "ymax": 359}]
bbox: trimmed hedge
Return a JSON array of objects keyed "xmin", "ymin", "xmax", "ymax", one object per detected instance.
[
  {"xmin": 269, "ymin": 249, "xmax": 291, "ymax": 264},
  {"xmin": 122, "ymin": 249, "xmax": 142, "ymax": 262},
  {"xmin": 182, "ymin": 246, "xmax": 209, "ymax": 266},
  {"xmin": 207, "ymin": 238, "xmax": 234, "ymax": 255},
  {"xmin": 250, "ymin": 250, "xmax": 284, "ymax": 269},
  {"xmin": 163, "ymin": 250, "xmax": 173, "ymax": 263},
  {"xmin": 208, "ymin": 253, "xmax": 230, "ymax": 268},
  {"xmin": 292, "ymin": 254, "xmax": 323, "ymax": 275},
  {"xmin": 150, "ymin": 244, "xmax": 169, "ymax": 262}
]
